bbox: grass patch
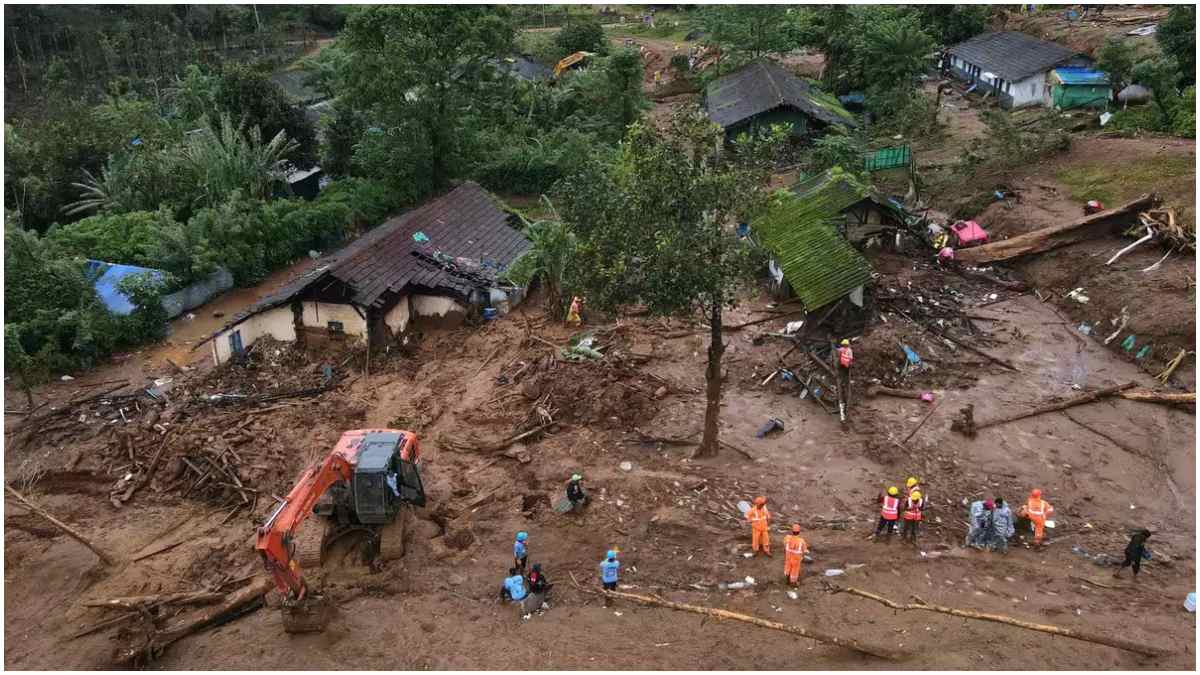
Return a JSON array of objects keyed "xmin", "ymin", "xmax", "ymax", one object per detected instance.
[{"xmin": 1056, "ymin": 156, "xmax": 1194, "ymax": 205}]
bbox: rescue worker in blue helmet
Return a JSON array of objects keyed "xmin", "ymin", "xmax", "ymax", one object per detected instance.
[
  {"xmin": 500, "ymin": 567, "xmax": 527, "ymax": 604},
  {"xmin": 599, "ymin": 550, "xmax": 620, "ymax": 607},
  {"xmin": 513, "ymin": 531, "xmax": 529, "ymax": 573}
]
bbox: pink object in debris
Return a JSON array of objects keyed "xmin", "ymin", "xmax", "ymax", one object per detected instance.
[
  {"xmin": 938, "ymin": 246, "xmax": 956, "ymax": 262},
  {"xmin": 920, "ymin": 392, "xmax": 934, "ymax": 402},
  {"xmin": 950, "ymin": 220, "xmax": 989, "ymax": 248}
]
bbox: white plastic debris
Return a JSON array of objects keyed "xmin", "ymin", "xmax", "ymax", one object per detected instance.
[
  {"xmin": 60, "ymin": 375, "xmax": 74, "ymax": 381},
  {"xmin": 744, "ymin": 576, "xmax": 756, "ymax": 585},
  {"xmin": 736, "ymin": 500, "xmax": 752, "ymax": 514},
  {"xmin": 743, "ymin": 552, "xmax": 754, "ymax": 558},
  {"xmin": 824, "ymin": 569, "xmax": 845, "ymax": 577},
  {"xmin": 619, "ymin": 461, "xmax": 633, "ymax": 472},
  {"xmin": 787, "ymin": 591, "xmax": 798, "ymax": 600},
  {"xmin": 1185, "ymin": 593, "xmax": 1196, "ymax": 613}
]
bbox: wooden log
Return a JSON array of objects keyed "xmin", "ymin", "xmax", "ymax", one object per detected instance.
[
  {"xmin": 722, "ymin": 309, "xmax": 806, "ymax": 331},
  {"xmin": 901, "ymin": 402, "xmax": 940, "ymax": 445},
  {"xmin": 972, "ymin": 383, "xmax": 1136, "ymax": 432},
  {"xmin": 1118, "ymin": 390, "xmax": 1195, "ymax": 406},
  {"xmin": 956, "ymin": 194, "xmax": 1156, "ymax": 264},
  {"xmin": 84, "ymin": 591, "xmax": 225, "ymax": 611},
  {"xmin": 117, "ymin": 432, "xmax": 172, "ymax": 505},
  {"xmin": 4, "ymin": 486, "xmax": 115, "ymax": 565},
  {"xmin": 829, "ymin": 584, "xmax": 1166, "ymax": 658},
  {"xmin": 113, "ymin": 577, "xmax": 272, "ymax": 667},
  {"xmin": 927, "ymin": 326, "xmax": 1019, "ymax": 372},
  {"xmin": 603, "ymin": 589, "xmax": 900, "ymax": 660},
  {"xmin": 865, "ymin": 385, "xmax": 927, "ymax": 400}
]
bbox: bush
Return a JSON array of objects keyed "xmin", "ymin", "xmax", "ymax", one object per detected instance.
[
  {"xmin": 471, "ymin": 127, "xmax": 598, "ymax": 195},
  {"xmin": 1171, "ymin": 86, "xmax": 1196, "ymax": 137},
  {"xmin": 45, "ymin": 208, "xmax": 176, "ymax": 269},
  {"xmin": 317, "ymin": 177, "xmax": 409, "ymax": 231},
  {"xmin": 116, "ymin": 271, "xmax": 172, "ymax": 343},
  {"xmin": 555, "ymin": 18, "xmax": 609, "ymax": 56}
]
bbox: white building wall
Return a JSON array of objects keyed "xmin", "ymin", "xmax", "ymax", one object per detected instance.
[
  {"xmin": 1010, "ymin": 73, "xmax": 1048, "ymax": 108},
  {"xmin": 384, "ymin": 295, "xmax": 411, "ymax": 335},
  {"xmin": 211, "ymin": 306, "xmax": 297, "ymax": 366},
  {"xmin": 411, "ymin": 295, "xmax": 467, "ymax": 318},
  {"xmin": 300, "ymin": 301, "xmax": 368, "ymax": 337}
]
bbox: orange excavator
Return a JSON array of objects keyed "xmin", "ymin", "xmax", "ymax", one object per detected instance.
[{"xmin": 255, "ymin": 429, "xmax": 425, "ymax": 632}]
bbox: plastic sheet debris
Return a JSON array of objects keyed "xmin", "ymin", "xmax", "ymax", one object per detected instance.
[
  {"xmin": 1066, "ymin": 288, "xmax": 1090, "ymax": 304},
  {"xmin": 824, "ymin": 569, "xmax": 845, "ymax": 577},
  {"xmin": 1185, "ymin": 592, "xmax": 1196, "ymax": 613},
  {"xmin": 1071, "ymin": 545, "xmax": 1119, "ymax": 566},
  {"xmin": 1077, "ymin": 323, "xmax": 1092, "ymax": 336},
  {"xmin": 756, "ymin": 417, "xmax": 785, "ymax": 438},
  {"xmin": 619, "ymin": 461, "xmax": 633, "ymax": 472},
  {"xmin": 1121, "ymin": 335, "xmax": 1137, "ymax": 352}
]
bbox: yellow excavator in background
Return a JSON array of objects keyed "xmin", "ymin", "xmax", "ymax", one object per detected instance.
[{"xmin": 553, "ymin": 51, "xmax": 592, "ymax": 79}]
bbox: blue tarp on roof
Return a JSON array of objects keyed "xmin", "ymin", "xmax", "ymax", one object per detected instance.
[
  {"xmin": 1052, "ymin": 67, "xmax": 1110, "ymax": 85},
  {"xmin": 85, "ymin": 260, "xmax": 165, "ymax": 315}
]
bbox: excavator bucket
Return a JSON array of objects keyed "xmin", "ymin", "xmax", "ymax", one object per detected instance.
[{"xmin": 282, "ymin": 593, "xmax": 332, "ymax": 633}]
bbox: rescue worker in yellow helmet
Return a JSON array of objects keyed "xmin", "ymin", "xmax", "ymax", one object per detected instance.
[{"xmin": 873, "ymin": 486, "xmax": 902, "ymax": 542}]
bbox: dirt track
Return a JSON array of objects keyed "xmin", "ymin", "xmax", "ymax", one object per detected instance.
[{"xmin": 4, "ymin": 245, "xmax": 1195, "ymax": 668}]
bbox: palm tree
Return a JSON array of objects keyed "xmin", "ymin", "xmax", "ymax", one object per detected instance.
[
  {"xmin": 182, "ymin": 112, "xmax": 299, "ymax": 206},
  {"xmin": 63, "ymin": 154, "xmax": 137, "ymax": 216},
  {"xmin": 504, "ymin": 197, "xmax": 576, "ymax": 312}
]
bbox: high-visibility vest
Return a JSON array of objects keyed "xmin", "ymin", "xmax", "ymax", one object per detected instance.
[
  {"xmin": 784, "ymin": 535, "xmax": 806, "ymax": 556},
  {"xmin": 881, "ymin": 495, "xmax": 900, "ymax": 520},
  {"xmin": 909, "ymin": 485, "xmax": 928, "ymax": 503},
  {"xmin": 1026, "ymin": 498, "xmax": 1047, "ymax": 518},
  {"xmin": 903, "ymin": 497, "xmax": 924, "ymax": 521},
  {"xmin": 747, "ymin": 506, "xmax": 770, "ymax": 528},
  {"xmin": 838, "ymin": 347, "xmax": 854, "ymax": 367}
]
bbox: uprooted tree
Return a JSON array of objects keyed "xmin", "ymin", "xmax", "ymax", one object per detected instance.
[{"xmin": 556, "ymin": 106, "xmax": 783, "ymax": 456}]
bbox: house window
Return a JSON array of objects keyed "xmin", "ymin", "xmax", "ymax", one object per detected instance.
[{"xmin": 327, "ymin": 321, "xmax": 344, "ymax": 334}]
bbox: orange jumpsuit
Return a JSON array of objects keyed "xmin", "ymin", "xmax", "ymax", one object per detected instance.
[
  {"xmin": 783, "ymin": 534, "xmax": 807, "ymax": 584},
  {"xmin": 1024, "ymin": 497, "xmax": 1053, "ymax": 544},
  {"xmin": 746, "ymin": 505, "xmax": 771, "ymax": 554}
]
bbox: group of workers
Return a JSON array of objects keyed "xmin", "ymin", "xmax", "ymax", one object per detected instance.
[
  {"xmin": 965, "ymin": 488, "xmax": 1055, "ymax": 552},
  {"xmin": 499, "ymin": 474, "xmax": 621, "ymax": 616},
  {"xmin": 744, "ymin": 496, "xmax": 809, "ymax": 586},
  {"xmin": 872, "ymin": 477, "xmax": 927, "ymax": 545}
]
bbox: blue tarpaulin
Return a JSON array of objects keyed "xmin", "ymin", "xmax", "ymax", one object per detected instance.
[{"xmin": 85, "ymin": 260, "xmax": 165, "ymax": 315}]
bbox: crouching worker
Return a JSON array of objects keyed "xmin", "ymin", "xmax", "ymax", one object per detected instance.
[
  {"xmin": 566, "ymin": 474, "xmax": 588, "ymax": 511},
  {"xmin": 522, "ymin": 562, "xmax": 554, "ymax": 614},
  {"xmin": 500, "ymin": 567, "xmax": 528, "ymax": 606}
]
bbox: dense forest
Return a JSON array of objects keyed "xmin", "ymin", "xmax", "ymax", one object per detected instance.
[{"xmin": 4, "ymin": 4, "xmax": 1195, "ymax": 395}]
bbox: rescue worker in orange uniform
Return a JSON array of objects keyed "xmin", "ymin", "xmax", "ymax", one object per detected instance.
[
  {"xmin": 873, "ymin": 486, "xmax": 902, "ymax": 543},
  {"xmin": 1019, "ymin": 488, "xmax": 1054, "ymax": 546},
  {"xmin": 901, "ymin": 490, "xmax": 924, "ymax": 545},
  {"xmin": 835, "ymin": 339, "xmax": 853, "ymax": 409},
  {"xmin": 746, "ymin": 496, "xmax": 772, "ymax": 557},
  {"xmin": 783, "ymin": 524, "xmax": 807, "ymax": 585}
]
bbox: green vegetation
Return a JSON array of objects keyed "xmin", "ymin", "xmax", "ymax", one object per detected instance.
[
  {"xmin": 556, "ymin": 16, "xmax": 609, "ymax": 55},
  {"xmin": 1056, "ymin": 156, "xmax": 1195, "ymax": 206},
  {"xmin": 1100, "ymin": 6, "xmax": 1196, "ymax": 138},
  {"xmin": 555, "ymin": 107, "xmax": 784, "ymax": 457}
]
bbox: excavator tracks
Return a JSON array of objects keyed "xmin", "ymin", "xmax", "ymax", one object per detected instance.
[
  {"xmin": 377, "ymin": 506, "xmax": 409, "ymax": 561},
  {"xmin": 293, "ymin": 517, "xmax": 328, "ymax": 570}
]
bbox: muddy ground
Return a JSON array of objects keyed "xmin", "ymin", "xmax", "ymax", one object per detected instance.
[{"xmin": 5, "ymin": 244, "xmax": 1195, "ymax": 669}]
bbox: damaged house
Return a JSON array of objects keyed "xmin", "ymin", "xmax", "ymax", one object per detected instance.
[
  {"xmin": 206, "ymin": 182, "xmax": 530, "ymax": 365},
  {"xmin": 704, "ymin": 59, "xmax": 857, "ymax": 142},
  {"xmin": 945, "ymin": 31, "xmax": 1094, "ymax": 109},
  {"xmin": 753, "ymin": 175, "xmax": 875, "ymax": 330},
  {"xmin": 789, "ymin": 168, "xmax": 906, "ymax": 247}
]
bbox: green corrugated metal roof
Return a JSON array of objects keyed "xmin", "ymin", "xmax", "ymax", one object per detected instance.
[{"xmin": 758, "ymin": 171, "xmax": 873, "ymax": 310}]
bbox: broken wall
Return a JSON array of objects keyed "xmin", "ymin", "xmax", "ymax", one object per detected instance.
[
  {"xmin": 300, "ymin": 301, "xmax": 368, "ymax": 338},
  {"xmin": 210, "ymin": 306, "xmax": 297, "ymax": 365}
]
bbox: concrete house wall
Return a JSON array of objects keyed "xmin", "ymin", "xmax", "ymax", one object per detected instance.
[
  {"xmin": 211, "ymin": 306, "xmax": 297, "ymax": 365},
  {"xmin": 300, "ymin": 301, "xmax": 369, "ymax": 338}
]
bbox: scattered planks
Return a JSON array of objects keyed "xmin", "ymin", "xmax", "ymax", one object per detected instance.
[
  {"xmin": 603, "ymin": 589, "xmax": 900, "ymax": 661},
  {"xmin": 955, "ymin": 194, "xmax": 1156, "ymax": 265},
  {"xmin": 5, "ymin": 486, "xmax": 116, "ymax": 565},
  {"xmin": 85, "ymin": 591, "xmax": 225, "ymax": 612},
  {"xmin": 957, "ymin": 383, "xmax": 1136, "ymax": 436},
  {"xmin": 113, "ymin": 577, "xmax": 273, "ymax": 667},
  {"xmin": 829, "ymin": 584, "xmax": 1166, "ymax": 658}
]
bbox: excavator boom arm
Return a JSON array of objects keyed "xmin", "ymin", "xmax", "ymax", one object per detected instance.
[{"xmin": 255, "ymin": 452, "xmax": 354, "ymax": 597}]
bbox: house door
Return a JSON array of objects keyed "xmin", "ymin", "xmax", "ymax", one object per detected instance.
[{"xmin": 228, "ymin": 330, "xmax": 244, "ymax": 357}]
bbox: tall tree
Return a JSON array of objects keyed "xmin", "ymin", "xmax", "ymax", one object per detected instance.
[
  {"xmin": 340, "ymin": 6, "xmax": 515, "ymax": 190},
  {"xmin": 1157, "ymin": 5, "xmax": 1195, "ymax": 87},
  {"xmin": 557, "ymin": 107, "xmax": 784, "ymax": 456},
  {"xmin": 701, "ymin": 5, "xmax": 800, "ymax": 64}
]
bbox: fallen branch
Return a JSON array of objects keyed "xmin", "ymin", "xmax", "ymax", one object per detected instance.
[
  {"xmin": 5, "ymin": 486, "xmax": 115, "ymax": 565},
  {"xmin": 901, "ymin": 402, "xmax": 940, "ymax": 445},
  {"xmin": 472, "ymin": 344, "xmax": 505, "ymax": 377},
  {"xmin": 116, "ymin": 432, "xmax": 172, "ymax": 506},
  {"xmin": 603, "ymin": 589, "xmax": 900, "ymax": 660},
  {"xmin": 722, "ymin": 309, "xmax": 806, "ymax": 331},
  {"xmin": 969, "ymin": 383, "xmax": 1136, "ymax": 432},
  {"xmin": 1106, "ymin": 226, "xmax": 1155, "ymax": 265},
  {"xmin": 829, "ymin": 584, "xmax": 1166, "ymax": 657},
  {"xmin": 1118, "ymin": 390, "xmax": 1195, "ymax": 406},
  {"xmin": 927, "ymin": 325, "xmax": 1019, "ymax": 372},
  {"xmin": 113, "ymin": 577, "xmax": 272, "ymax": 667},
  {"xmin": 1155, "ymin": 349, "xmax": 1188, "ymax": 385},
  {"xmin": 85, "ymin": 591, "xmax": 225, "ymax": 611},
  {"xmin": 956, "ymin": 194, "xmax": 1157, "ymax": 264},
  {"xmin": 865, "ymin": 385, "xmax": 928, "ymax": 400}
]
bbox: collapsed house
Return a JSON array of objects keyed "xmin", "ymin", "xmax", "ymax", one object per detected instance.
[
  {"xmin": 206, "ymin": 182, "xmax": 530, "ymax": 365},
  {"xmin": 753, "ymin": 175, "xmax": 874, "ymax": 320},
  {"xmin": 944, "ymin": 31, "xmax": 1094, "ymax": 109},
  {"xmin": 788, "ymin": 168, "xmax": 906, "ymax": 246},
  {"xmin": 704, "ymin": 59, "xmax": 857, "ymax": 141}
]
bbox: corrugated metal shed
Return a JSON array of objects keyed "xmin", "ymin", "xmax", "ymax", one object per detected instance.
[
  {"xmin": 948, "ymin": 32, "xmax": 1078, "ymax": 81},
  {"xmin": 758, "ymin": 175, "xmax": 872, "ymax": 311},
  {"xmin": 84, "ymin": 260, "xmax": 166, "ymax": 316},
  {"xmin": 705, "ymin": 60, "xmax": 857, "ymax": 131},
  {"xmin": 864, "ymin": 145, "xmax": 911, "ymax": 172},
  {"xmin": 1050, "ymin": 67, "xmax": 1110, "ymax": 86}
]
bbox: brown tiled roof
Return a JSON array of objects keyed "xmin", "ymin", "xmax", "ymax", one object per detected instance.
[
  {"xmin": 208, "ymin": 182, "xmax": 529, "ymax": 339},
  {"xmin": 325, "ymin": 182, "xmax": 529, "ymax": 307}
]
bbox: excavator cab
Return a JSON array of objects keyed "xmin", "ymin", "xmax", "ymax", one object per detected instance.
[{"xmin": 353, "ymin": 432, "xmax": 425, "ymax": 524}]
